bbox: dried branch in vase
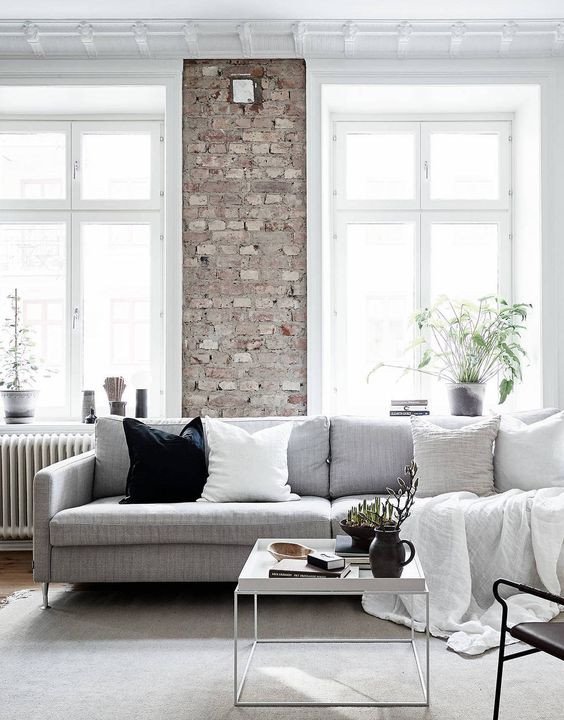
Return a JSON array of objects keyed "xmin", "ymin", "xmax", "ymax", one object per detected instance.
[{"xmin": 103, "ymin": 376, "xmax": 126, "ymax": 402}]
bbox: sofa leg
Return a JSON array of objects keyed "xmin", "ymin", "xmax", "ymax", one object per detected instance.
[{"xmin": 40, "ymin": 582, "xmax": 50, "ymax": 610}]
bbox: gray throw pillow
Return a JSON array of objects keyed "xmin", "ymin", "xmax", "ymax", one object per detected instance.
[{"xmin": 411, "ymin": 415, "xmax": 501, "ymax": 497}]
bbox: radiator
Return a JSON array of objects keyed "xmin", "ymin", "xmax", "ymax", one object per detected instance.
[{"xmin": 0, "ymin": 433, "xmax": 94, "ymax": 541}]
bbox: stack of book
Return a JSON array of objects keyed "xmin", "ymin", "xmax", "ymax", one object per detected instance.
[
  {"xmin": 334, "ymin": 536, "xmax": 371, "ymax": 570},
  {"xmin": 389, "ymin": 399, "xmax": 430, "ymax": 417},
  {"xmin": 269, "ymin": 551, "xmax": 352, "ymax": 579}
]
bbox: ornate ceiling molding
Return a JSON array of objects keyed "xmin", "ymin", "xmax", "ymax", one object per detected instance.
[{"xmin": 1, "ymin": 19, "xmax": 564, "ymax": 59}]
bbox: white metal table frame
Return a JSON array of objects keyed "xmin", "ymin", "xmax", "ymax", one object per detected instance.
[{"xmin": 233, "ymin": 583, "xmax": 430, "ymax": 708}]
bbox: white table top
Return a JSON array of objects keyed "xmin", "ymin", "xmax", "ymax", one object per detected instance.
[{"xmin": 236, "ymin": 538, "xmax": 427, "ymax": 594}]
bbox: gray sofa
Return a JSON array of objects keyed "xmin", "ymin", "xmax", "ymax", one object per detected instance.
[{"xmin": 33, "ymin": 409, "xmax": 557, "ymax": 606}]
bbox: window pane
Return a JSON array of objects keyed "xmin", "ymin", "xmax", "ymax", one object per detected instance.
[
  {"xmin": 0, "ymin": 223, "xmax": 67, "ymax": 410},
  {"xmin": 0, "ymin": 133, "xmax": 66, "ymax": 200},
  {"xmin": 345, "ymin": 133, "xmax": 415, "ymax": 200},
  {"xmin": 338, "ymin": 223, "xmax": 416, "ymax": 415},
  {"xmin": 81, "ymin": 223, "xmax": 153, "ymax": 412},
  {"xmin": 430, "ymin": 132, "xmax": 499, "ymax": 200},
  {"xmin": 430, "ymin": 223, "xmax": 498, "ymax": 301},
  {"xmin": 80, "ymin": 133, "xmax": 152, "ymax": 200}
]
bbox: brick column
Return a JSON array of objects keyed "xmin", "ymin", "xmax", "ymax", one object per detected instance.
[{"xmin": 182, "ymin": 60, "xmax": 307, "ymax": 417}]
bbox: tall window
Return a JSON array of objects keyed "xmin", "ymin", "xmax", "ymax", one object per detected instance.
[
  {"xmin": 331, "ymin": 120, "xmax": 511, "ymax": 415},
  {"xmin": 0, "ymin": 121, "xmax": 163, "ymax": 418}
]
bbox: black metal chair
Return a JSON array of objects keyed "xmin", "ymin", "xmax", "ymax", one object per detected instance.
[{"xmin": 492, "ymin": 579, "xmax": 564, "ymax": 720}]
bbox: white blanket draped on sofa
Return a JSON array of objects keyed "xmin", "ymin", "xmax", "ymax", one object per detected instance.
[{"xmin": 362, "ymin": 488, "xmax": 564, "ymax": 655}]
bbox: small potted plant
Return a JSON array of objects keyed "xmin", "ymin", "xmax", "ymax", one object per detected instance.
[
  {"xmin": 0, "ymin": 289, "xmax": 51, "ymax": 424},
  {"xmin": 340, "ymin": 462, "xmax": 418, "ymax": 578},
  {"xmin": 368, "ymin": 296, "xmax": 530, "ymax": 416}
]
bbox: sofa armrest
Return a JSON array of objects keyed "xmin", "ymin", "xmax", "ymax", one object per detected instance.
[{"xmin": 33, "ymin": 450, "xmax": 96, "ymax": 582}]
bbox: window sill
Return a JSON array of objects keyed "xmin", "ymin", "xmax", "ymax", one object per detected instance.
[{"xmin": 0, "ymin": 421, "xmax": 96, "ymax": 435}]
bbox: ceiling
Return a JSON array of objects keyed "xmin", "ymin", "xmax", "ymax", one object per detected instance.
[
  {"xmin": 3, "ymin": 1, "xmax": 563, "ymax": 21},
  {"xmin": 0, "ymin": 2, "xmax": 563, "ymax": 59}
]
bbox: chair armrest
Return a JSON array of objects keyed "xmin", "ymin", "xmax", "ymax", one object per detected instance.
[
  {"xmin": 33, "ymin": 450, "xmax": 96, "ymax": 582},
  {"xmin": 493, "ymin": 579, "xmax": 564, "ymax": 609}
]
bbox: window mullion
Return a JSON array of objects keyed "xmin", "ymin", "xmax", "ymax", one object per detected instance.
[{"xmin": 69, "ymin": 213, "xmax": 82, "ymax": 418}]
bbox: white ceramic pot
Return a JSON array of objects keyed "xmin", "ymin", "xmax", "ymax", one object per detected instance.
[
  {"xmin": 0, "ymin": 389, "xmax": 39, "ymax": 424},
  {"xmin": 446, "ymin": 383, "xmax": 486, "ymax": 416}
]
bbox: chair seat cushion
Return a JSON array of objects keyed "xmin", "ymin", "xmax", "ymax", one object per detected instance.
[
  {"xmin": 510, "ymin": 622, "xmax": 564, "ymax": 661},
  {"xmin": 50, "ymin": 496, "xmax": 331, "ymax": 547}
]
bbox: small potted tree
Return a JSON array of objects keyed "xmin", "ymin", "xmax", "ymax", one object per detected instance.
[
  {"xmin": 368, "ymin": 296, "xmax": 530, "ymax": 416},
  {"xmin": 0, "ymin": 289, "xmax": 50, "ymax": 424}
]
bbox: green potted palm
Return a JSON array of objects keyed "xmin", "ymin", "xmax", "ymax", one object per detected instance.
[
  {"xmin": 0, "ymin": 289, "xmax": 50, "ymax": 424},
  {"xmin": 368, "ymin": 296, "xmax": 530, "ymax": 416}
]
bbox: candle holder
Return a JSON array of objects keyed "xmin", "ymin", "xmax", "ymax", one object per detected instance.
[{"xmin": 135, "ymin": 389, "xmax": 148, "ymax": 418}]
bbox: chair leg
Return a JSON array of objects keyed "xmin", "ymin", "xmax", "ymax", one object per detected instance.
[
  {"xmin": 40, "ymin": 582, "xmax": 50, "ymax": 610},
  {"xmin": 493, "ymin": 625, "xmax": 507, "ymax": 720}
]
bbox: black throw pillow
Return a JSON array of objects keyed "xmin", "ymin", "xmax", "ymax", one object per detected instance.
[{"xmin": 120, "ymin": 417, "xmax": 207, "ymax": 504}]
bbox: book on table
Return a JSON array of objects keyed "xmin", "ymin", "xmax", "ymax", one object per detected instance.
[
  {"xmin": 335, "ymin": 535, "xmax": 370, "ymax": 563},
  {"xmin": 389, "ymin": 409, "xmax": 430, "ymax": 416},
  {"xmin": 389, "ymin": 398, "xmax": 429, "ymax": 416},
  {"xmin": 269, "ymin": 559, "xmax": 352, "ymax": 579}
]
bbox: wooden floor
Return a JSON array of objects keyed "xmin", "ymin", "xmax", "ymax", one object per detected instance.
[{"xmin": 0, "ymin": 551, "xmax": 35, "ymax": 602}]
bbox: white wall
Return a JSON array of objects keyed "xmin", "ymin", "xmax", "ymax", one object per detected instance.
[
  {"xmin": 307, "ymin": 58, "xmax": 564, "ymax": 413},
  {"xmin": 0, "ymin": 60, "xmax": 184, "ymax": 418},
  {"xmin": 512, "ymin": 87, "xmax": 542, "ymax": 409}
]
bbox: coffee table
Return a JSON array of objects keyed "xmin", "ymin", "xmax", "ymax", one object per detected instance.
[{"xmin": 234, "ymin": 537, "xmax": 430, "ymax": 707}]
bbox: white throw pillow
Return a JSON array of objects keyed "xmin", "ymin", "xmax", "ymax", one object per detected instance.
[
  {"xmin": 411, "ymin": 415, "xmax": 500, "ymax": 497},
  {"xmin": 494, "ymin": 411, "xmax": 564, "ymax": 492},
  {"xmin": 201, "ymin": 418, "xmax": 298, "ymax": 502}
]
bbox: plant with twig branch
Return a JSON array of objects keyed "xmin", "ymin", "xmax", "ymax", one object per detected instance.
[
  {"xmin": 343, "ymin": 461, "xmax": 419, "ymax": 532},
  {"xmin": 367, "ymin": 296, "xmax": 530, "ymax": 404}
]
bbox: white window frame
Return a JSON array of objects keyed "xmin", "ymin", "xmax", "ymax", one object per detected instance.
[
  {"xmin": 0, "ymin": 211, "xmax": 71, "ymax": 418},
  {"xmin": 70, "ymin": 211, "xmax": 163, "ymax": 418},
  {"xmin": 0, "ymin": 119, "xmax": 165, "ymax": 419},
  {"xmin": 0, "ymin": 60, "xmax": 184, "ymax": 421},
  {"xmin": 330, "ymin": 117, "xmax": 513, "ymax": 415},
  {"xmin": 419, "ymin": 211, "xmax": 512, "ymax": 304},
  {"xmin": 420, "ymin": 121, "xmax": 511, "ymax": 211},
  {"xmin": 335, "ymin": 121, "xmax": 420, "ymax": 210},
  {"xmin": 332, "ymin": 212, "xmax": 421, "ymax": 409},
  {"xmin": 71, "ymin": 121, "xmax": 162, "ymax": 211},
  {"xmin": 0, "ymin": 120, "xmax": 71, "ymax": 210}
]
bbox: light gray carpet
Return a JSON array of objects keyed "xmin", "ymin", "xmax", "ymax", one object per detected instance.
[{"xmin": 0, "ymin": 583, "xmax": 562, "ymax": 719}]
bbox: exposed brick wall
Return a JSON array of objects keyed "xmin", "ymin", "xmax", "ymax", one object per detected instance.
[{"xmin": 182, "ymin": 60, "xmax": 307, "ymax": 417}]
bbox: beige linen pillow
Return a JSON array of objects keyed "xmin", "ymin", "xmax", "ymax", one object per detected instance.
[{"xmin": 411, "ymin": 415, "xmax": 501, "ymax": 497}]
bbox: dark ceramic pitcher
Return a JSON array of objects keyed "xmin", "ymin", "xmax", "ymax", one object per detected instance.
[{"xmin": 368, "ymin": 529, "xmax": 415, "ymax": 578}]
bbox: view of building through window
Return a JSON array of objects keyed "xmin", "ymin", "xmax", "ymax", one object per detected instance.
[
  {"xmin": 0, "ymin": 121, "xmax": 163, "ymax": 417},
  {"xmin": 332, "ymin": 120, "xmax": 511, "ymax": 415}
]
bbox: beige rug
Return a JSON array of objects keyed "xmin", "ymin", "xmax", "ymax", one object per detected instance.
[{"xmin": 0, "ymin": 583, "xmax": 561, "ymax": 719}]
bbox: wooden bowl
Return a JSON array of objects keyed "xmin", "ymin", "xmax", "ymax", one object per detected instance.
[{"xmin": 267, "ymin": 541, "xmax": 313, "ymax": 561}]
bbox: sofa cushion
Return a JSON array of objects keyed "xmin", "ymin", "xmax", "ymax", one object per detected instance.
[
  {"xmin": 202, "ymin": 418, "xmax": 296, "ymax": 502},
  {"xmin": 50, "ymin": 495, "xmax": 331, "ymax": 547},
  {"xmin": 121, "ymin": 417, "xmax": 207, "ymax": 503},
  {"xmin": 495, "ymin": 411, "xmax": 564, "ymax": 492},
  {"xmin": 93, "ymin": 415, "xmax": 330, "ymax": 500},
  {"xmin": 412, "ymin": 415, "xmax": 500, "ymax": 497},
  {"xmin": 329, "ymin": 410, "xmax": 559, "ymax": 498}
]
